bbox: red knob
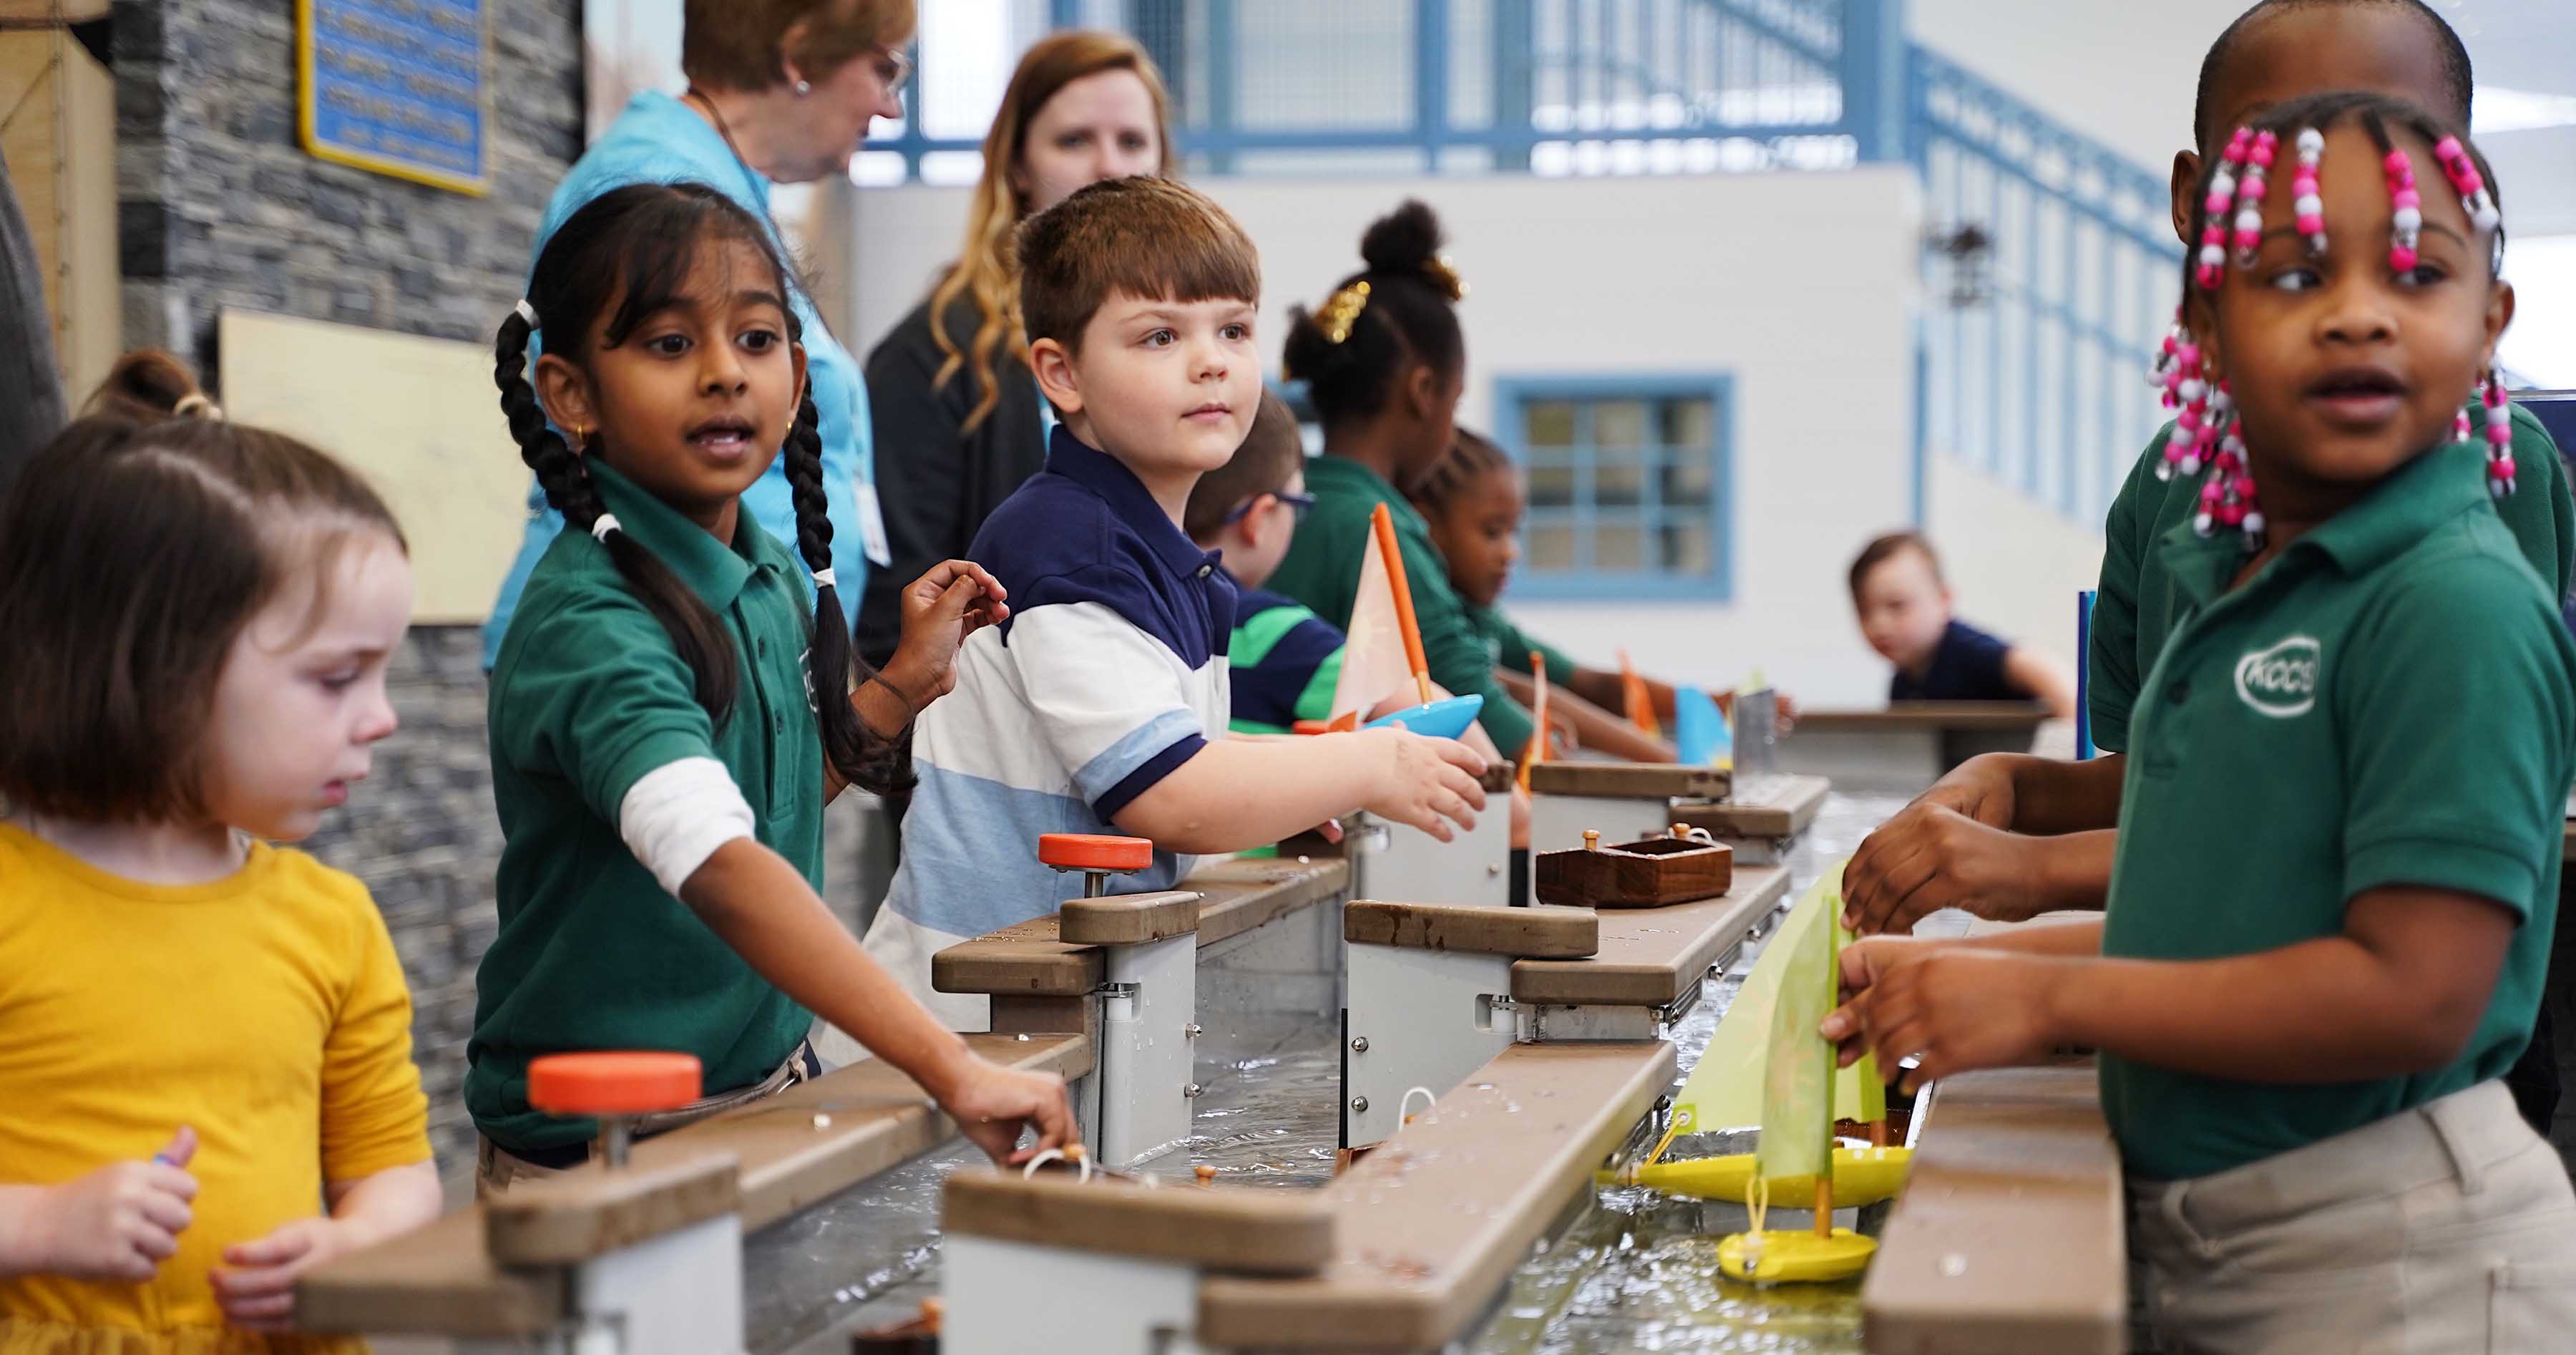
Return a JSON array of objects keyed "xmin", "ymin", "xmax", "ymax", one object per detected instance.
[
  {"xmin": 527, "ymin": 1052, "xmax": 701, "ymax": 1117},
  {"xmin": 1038, "ymin": 833, "xmax": 1154, "ymax": 873}
]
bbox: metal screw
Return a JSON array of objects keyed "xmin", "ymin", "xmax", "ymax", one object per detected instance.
[
  {"xmin": 1185, "ymin": 1024, "xmax": 1203, "ymax": 1038},
  {"xmin": 1350, "ymin": 1096, "xmax": 1370, "ymax": 1113},
  {"xmin": 1184, "ymin": 1083, "xmax": 1204, "ymax": 1099},
  {"xmin": 1487, "ymin": 864, "xmax": 1503, "ymax": 878},
  {"xmin": 1350, "ymin": 1036, "xmax": 1370, "ymax": 1053}
]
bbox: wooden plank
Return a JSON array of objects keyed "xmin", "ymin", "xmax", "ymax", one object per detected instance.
[
  {"xmin": 1790, "ymin": 703, "xmax": 2049, "ymax": 732},
  {"xmin": 1512, "ymin": 865, "xmax": 1790, "ymax": 1006},
  {"xmin": 934, "ymin": 915, "xmax": 1102, "ymax": 998},
  {"xmin": 298, "ymin": 1033, "xmax": 1090, "ymax": 1335},
  {"xmin": 1529, "ymin": 760, "xmax": 1732, "ymax": 802},
  {"xmin": 1343, "ymin": 899, "xmax": 1598, "ymax": 958},
  {"xmin": 945, "ymin": 1170, "xmax": 1333, "ymax": 1276},
  {"xmin": 1192, "ymin": 857, "xmax": 1350, "ymax": 947},
  {"xmin": 1196, "ymin": 1041, "xmax": 1677, "ymax": 1349},
  {"xmin": 484, "ymin": 1152, "xmax": 738, "ymax": 1267},
  {"xmin": 1674, "ymin": 774, "xmax": 1831, "ymax": 840},
  {"xmin": 1862, "ymin": 1064, "xmax": 2124, "ymax": 1354},
  {"xmin": 296, "ymin": 1208, "xmax": 567, "ymax": 1337},
  {"xmin": 1061, "ymin": 890, "xmax": 1202, "ymax": 944}
]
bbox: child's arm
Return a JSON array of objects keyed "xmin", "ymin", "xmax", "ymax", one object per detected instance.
[
  {"xmin": 0, "ymin": 1128, "xmax": 198, "ymax": 1283},
  {"xmin": 679, "ymin": 840, "xmax": 1075, "ymax": 1165},
  {"xmin": 1497, "ymin": 666, "xmax": 1675, "ymax": 762},
  {"xmin": 1829, "ymin": 888, "xmax": 2514, "ymax": 1092},
  {"xmin": 834, "ymin": 560, "xmax": 1012, "ymax": 801},
  {"xmin": 1114, "ymin": 727, "xmax": 1489, "ymax": 855},
  {"xmin": 2002, "ymin": 645, "xmax": 2079, "ymax": 721},
  {"xmin": 1840, "ymin": 752, "xmax": 2127, "ymax": 935},
  {"xmin": 212, "ymin": 1161, "xmax": 441, "ymax": 1332}
]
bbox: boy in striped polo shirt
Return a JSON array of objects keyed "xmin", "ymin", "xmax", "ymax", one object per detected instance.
[{"xmin": 861, "ymin": 179, "xmax": 1488, "ymax": 1031}]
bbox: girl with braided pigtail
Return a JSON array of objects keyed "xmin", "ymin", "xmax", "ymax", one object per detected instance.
[
  {"xmin": 1825, "ymin": 92, "xmax": 2576, "ymax": 1353},
  {"xmin": 472, "ymin": 183, "xmax": 1073, "ymax": 1191}
]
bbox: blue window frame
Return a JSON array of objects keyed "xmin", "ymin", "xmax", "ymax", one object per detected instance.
[{"xmin": 1492, "ymin": 375, "xmax": 1735, "ymax": 601}]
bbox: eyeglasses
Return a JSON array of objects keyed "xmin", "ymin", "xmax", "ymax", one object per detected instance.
[
  {"xmin": 872, "ymin": 45, "xmax": 915, "ymax": 97},
  {"xmin": 1221, "ymin": 490, "xmax": 1317, "ymax": 527}
]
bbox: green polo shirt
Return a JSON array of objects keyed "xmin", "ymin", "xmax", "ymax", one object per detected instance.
[
  {"xmin": 2091, "ymin": 405, "xmax": 2572, "ymax": 753},
  {"xmin": 2099, "ymin": 448, "xmax": 2576, "ymax": 1182},
  {"xmin": 1463, "ymin": 603, "xmax": 1579, "ymax": 686},
  {"xmin": 1265, "ymin": 455, "xmax": 1536, "ymax": 753},
  {"xmin": 469, "ymin": 460, "xmax": 824, "ymax": 1152}
]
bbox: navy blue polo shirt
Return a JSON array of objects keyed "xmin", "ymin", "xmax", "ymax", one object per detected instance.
[{"xmin": 1891, "ymin": 619, "xmax": 2021, "ymax": 704}]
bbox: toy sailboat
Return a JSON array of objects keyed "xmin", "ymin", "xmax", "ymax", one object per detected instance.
[{"xmin": 1609, "ymin": 863, "xmax": 1909, "ymax": 1283}]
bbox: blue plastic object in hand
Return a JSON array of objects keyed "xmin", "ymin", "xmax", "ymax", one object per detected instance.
[{"xmin": 1362, "ymin": 694, "xmax": 1484, "ymax": 741}]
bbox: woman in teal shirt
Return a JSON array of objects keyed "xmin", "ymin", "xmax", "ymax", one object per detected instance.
[{"xmin": 484, "ymin": 0, "xmax": 912, "ymax": 665}]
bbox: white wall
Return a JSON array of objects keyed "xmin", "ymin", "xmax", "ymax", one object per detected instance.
[
  {"xmin": 847, "ymin": 168, "xmax": 1926, "ymax": 708},
  {"xmin": 1925, "ymin": 456, "xmax": 2105, "ymax": 678}
]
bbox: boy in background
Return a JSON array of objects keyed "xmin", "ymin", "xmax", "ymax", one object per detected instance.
[{"xmin": 1848, "ymin": 531, "xmax": 2074, "ymax": 719}]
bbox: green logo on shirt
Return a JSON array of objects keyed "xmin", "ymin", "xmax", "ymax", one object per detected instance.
[{"xmin": 2234, "ymin": 635, "xmax": 2321, "ymax": 718}]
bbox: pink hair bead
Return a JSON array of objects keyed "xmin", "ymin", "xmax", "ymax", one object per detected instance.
[{"xmin": 2390, "ymin": 245, "xmax": 2419, "ymax": 272}]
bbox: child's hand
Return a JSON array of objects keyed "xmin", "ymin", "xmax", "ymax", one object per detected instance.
[
  {"xmin": 1842, "ymin": 802, "xmax": 2046, "ymax": 936},
  {"xmin": 1357, "ymin": 727, "xmax": 1489, "ymax": 842},
  {"xmin": 1821, "ymin": 947, "xmax": 2064, "ymax": 1094},
  {"xmin": 886, "ymin": 560, "xmax": 1010, "ymax": 706},
  {"xmin": 212, "ymin": 1216, "xmax": 350, "ymax": 1332},
  {"xmin": 930, "ymin": 1055, "xmax": 1076, "ymax": 1167},
  {"xmin": 19, "ymin": 1127, "xmax": 198, "ymax": 1282}
]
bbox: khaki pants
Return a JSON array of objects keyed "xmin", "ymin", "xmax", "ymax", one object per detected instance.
[
  {"xmin": 475, "ymin": 1041, "xmax": 817, "ymax": 1198},
  {"xmin": 2129, "ymin": 1080, "xmax": 2576, "ymax": 1354}
]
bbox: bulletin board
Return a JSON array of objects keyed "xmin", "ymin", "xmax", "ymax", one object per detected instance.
[{"xmin": 218, "ymin": 309, "xmax": 525, "ymax": 624}]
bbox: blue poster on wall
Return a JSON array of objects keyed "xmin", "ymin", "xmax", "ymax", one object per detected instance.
[{"xmin": 298, "ymin": 0, "xmax": 488, "ymax": 195}]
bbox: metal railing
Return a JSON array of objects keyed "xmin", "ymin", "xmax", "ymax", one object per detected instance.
[
  {"xmin": 1909, "ymin": 47, "xmax": 2183, "ymax": 527},
  {"xmin": 879, "ymin": 0, "xmax": 2183, "ymax": 528}
]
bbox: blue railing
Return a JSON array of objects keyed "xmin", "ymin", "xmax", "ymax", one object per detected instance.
[{"xmin": 887, "ymin": 0, "xmax": 2182, "ymax": 528}]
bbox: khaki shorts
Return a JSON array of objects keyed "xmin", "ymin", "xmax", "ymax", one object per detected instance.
[
  {"xmin": 2129, "ymin": 1080, "xmax": 2576, "ymax": 1354},
  {"xmin": 476, "ymin": 1040, "xmax": 816, "ymax": 1198}
]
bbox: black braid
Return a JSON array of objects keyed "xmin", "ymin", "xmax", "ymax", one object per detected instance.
[
  {"xmin": 776, "ymin": 321, "xmax": 914, "ymax": 795},
  {"xmin": 494, "ymin": 307, "xmax": 741, "ymax": 723}
]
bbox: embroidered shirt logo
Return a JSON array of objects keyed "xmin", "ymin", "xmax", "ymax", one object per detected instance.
[{"xmin": 2233, "ymin": 635, "xmax": 2321, "ymax": 718}]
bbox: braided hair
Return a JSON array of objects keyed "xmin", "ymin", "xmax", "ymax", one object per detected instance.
[
  {"xmin": 1280, "ymin": 200, "xmax": 1466, "ymax": 432},
  {"xmin": 1407, "ymin": 426, "xmax": 1513, "ymax": 520},
  {"xmin": 494, "ymin": 181, "xmax": 910, "ymax": 795}
]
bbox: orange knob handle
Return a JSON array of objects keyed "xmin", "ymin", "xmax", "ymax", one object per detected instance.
[
  {"xmin": 527, "ymin": 1052, "xmax": 702, "ymax": 1117},
  {"xmin": 1038, "ymin": 833, "xmax": 1153, "ymax": 873}
]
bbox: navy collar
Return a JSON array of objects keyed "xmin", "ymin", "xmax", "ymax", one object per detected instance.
[{"xmin": 1046, "ymin": 426, "xmax": 1222, "ymax": 581}]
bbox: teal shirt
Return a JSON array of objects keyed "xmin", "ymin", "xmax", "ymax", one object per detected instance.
[
  {"xmin": 471, "ymin": 460, "xmax": 824, "ymax": 1152},
  {"xmin": 2099, "ymin": 447, "xmax": 2576, "ymax": 1180},
  {"xmin": 2091, "ymin": 406, "xmax": 2570, "ymax": 752},
  {"xmin": 482, "ymin": 91, "xmax": 882, "ymax": 668},
  {"xmin": 1462, "ymin": 603, "xmax": 1579, "ymax": 686}
]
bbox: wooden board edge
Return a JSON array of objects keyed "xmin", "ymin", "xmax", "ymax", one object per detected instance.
[{"xmin": 945, "ymin": 1170, "xmax": 1334, "ymax": 1276}]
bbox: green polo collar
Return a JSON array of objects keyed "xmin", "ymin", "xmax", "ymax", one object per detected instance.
[
  {"xmin": 2157, "ymin": 444, "xmax": 2490, "ymax": 608},
  {"xmin": 587, "ymin": 457, "xmax": 766, "ymax": 608}
]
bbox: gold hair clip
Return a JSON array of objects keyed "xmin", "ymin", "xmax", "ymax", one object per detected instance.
[
  {"xmin": 1317, "ymin": 280, "xmax": 1372, "ymax": 344},
  {"xmin": 1423, "ymin": 253, "xmax": 1468, "ymax": 303}
]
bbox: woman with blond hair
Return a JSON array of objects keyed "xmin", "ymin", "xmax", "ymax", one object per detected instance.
[
  {"xmin": 485, "ymin": 0, "xmax": 918, "ymax": 669},
  {"xmin": 854, "ymin": 30, "xmax": 1174, "ymax": 665}
]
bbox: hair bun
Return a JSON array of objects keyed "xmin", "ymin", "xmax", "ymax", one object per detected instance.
[
  {"xmin": 1360, "ymin": 200, "xmax": 1445, "ymax": 275},
  {"xmin": 82, "ymin": 349, "xmax": 208, "ymax": 424}
]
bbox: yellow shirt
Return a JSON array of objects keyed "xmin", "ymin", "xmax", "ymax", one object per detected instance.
[{"xmin": 0, "ymin": 825, "xmax": 430, "ymax": 1354}]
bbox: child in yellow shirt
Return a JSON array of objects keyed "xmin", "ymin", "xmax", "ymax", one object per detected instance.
[{"xmin": 0, "ymin": 359, "xmax": 440, "ymax": 1350}]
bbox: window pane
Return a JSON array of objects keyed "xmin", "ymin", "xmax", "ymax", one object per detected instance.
[
  {"xmin": 1661, "ymin": 397, "xmax": 1714, "ymax": 450},
  {"xmin": 1594, "ymin": 456, "xmax": 1644, "ymax": 507},
  {"xmin": 1595, "ymin": 523, "xmax": 1644, "ymax": 570},
  {"xmin": 1594, "ymin": 399, "xmax": 1648, "ymax": 451},
  {"xmin": 1526, "ymin": 401, "xmax": 1578, "ymax": 448},
  {"xmin": 1661, "ymin": 521, "xmax": 1713, "ymax": 574},
  {"xmin": 1528, "ymin": 520, "xmax": 1577, "ymax": 570},
  {"xmin": 1527, "ymin": 458, "xmax": 1578, "ymax": 507},
  {"xmin": 1662, "ymin": 449, "xmax": 1715, "ymax": 506}
]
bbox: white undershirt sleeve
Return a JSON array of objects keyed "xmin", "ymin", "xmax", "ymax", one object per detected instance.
[{"xmin": 617, "ymin": 757, "xmax": 758, "ymax": 896}]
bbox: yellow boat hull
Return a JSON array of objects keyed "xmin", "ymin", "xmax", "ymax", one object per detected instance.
[
  {"xmin": 1615, "ymin": 1147, "xmax": 1913, "ymax": 1206},
  {"xmin": 1717, "ymin": 1228, "xmax": 1877, "ymax": 1283}
]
